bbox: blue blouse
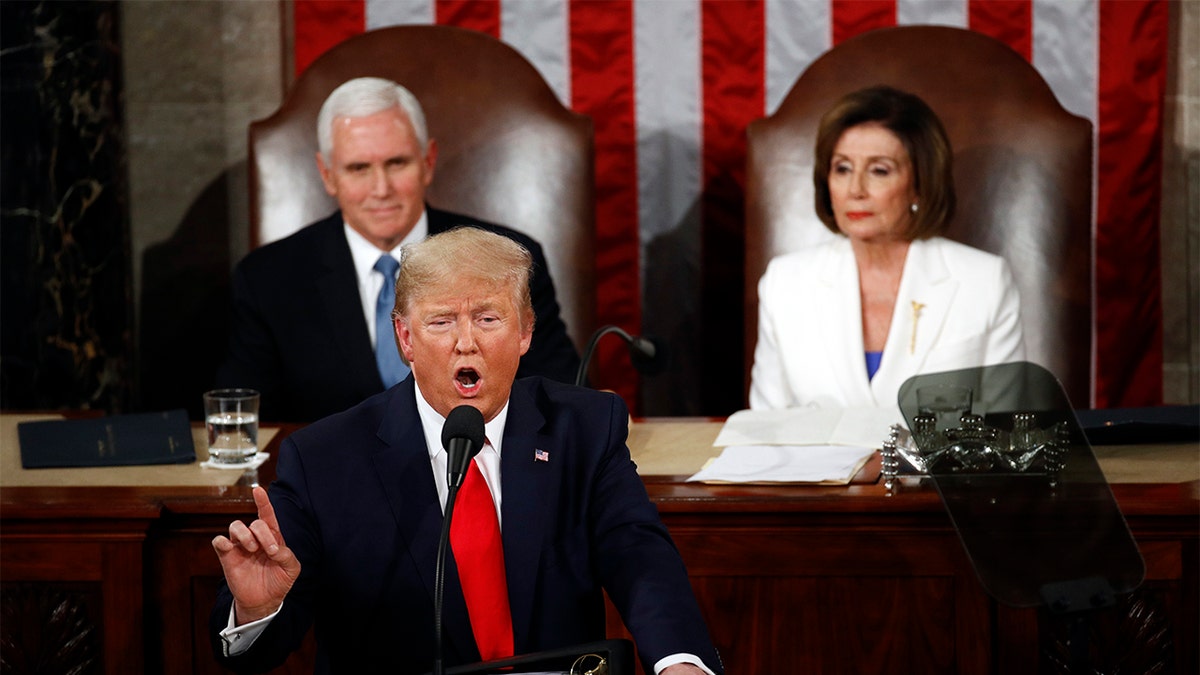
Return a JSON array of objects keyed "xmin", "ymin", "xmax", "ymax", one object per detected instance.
[{"xmin": 865, "ymin": 351, "xmax": 883, "ymax": 381}]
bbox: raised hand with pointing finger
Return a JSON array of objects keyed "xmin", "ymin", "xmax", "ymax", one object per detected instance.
[{"xmin": 212, "ymin": 485, "xmax": 301, "ymax": 625}]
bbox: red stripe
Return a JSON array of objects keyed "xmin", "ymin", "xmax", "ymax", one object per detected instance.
[
  {"xmin": 437, "ymin": 0, "xmax": 501, "ymax": 37},
  {"xmin": 831, "ymin": 0, "xmax": 894, "ymax": 45},
  {"xmin": 700, "ymin": 0, "xmax": 763, "ymax": 413},
  {"xmin": 968, "ymin": 0, "xmax": 1032, "ymax": 61},
  {"xmin": 293, "ymin": 0, "xmax": 365, "ymax": 77},
  {"xmin": 569, "ymin": 0, "xmax": 640, "ymax": 407},
  {"xmin": 1095, "ymin": 0, "xmax": 1167, "ymax": 406}
]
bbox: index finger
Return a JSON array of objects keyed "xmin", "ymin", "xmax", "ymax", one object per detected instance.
[{"xmin": 252, "ymin": 485, "xmax": 284, "ymax": 541}]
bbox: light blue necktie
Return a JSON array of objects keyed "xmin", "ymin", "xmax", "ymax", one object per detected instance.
[{"xmin": 374, "ymin": 255, "xmax": 409, "ymax": 387}]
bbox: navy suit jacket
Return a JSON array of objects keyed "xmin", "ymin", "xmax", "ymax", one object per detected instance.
[
  {"xmin": 215, "ymin": 208, "xmax": 580, "ymax": 422},
  {"xmin": 210, "ymin": 377, "xmax": 722, "ymax": 674}
]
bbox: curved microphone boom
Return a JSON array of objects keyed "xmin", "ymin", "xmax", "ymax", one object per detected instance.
[
  {"xmin": 434, "ymin": 405, "xmax": 485, "ymax": 675},
  {"xmin": 574, "ymin": 325, "xmax": 670, "ymax": 387}
]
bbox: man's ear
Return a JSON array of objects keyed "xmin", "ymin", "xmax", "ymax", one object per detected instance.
[
  {"xmin": 422, "ymin": 138, "xmax": 438, "ymax": 188},
  {"xmin": 394, "ymin": 317, "xmax": 414, "ymax": 365},
  {"xmin": 316, "ymin": 152, "xmax": 337, "ymax": 197},
  {"xmin": 519, "ymin": 312, "xmax": 533, "ymax": 357}
]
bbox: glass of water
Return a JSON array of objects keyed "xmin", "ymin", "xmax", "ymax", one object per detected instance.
[{"xmin": 203, "ymin": 388, "xmax": 260, "ymax": 465}]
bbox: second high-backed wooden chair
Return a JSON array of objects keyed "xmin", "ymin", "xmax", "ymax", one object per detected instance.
[{"xmin": 745, "ymin": 25, "xmax": 1093, "ymax": 406}]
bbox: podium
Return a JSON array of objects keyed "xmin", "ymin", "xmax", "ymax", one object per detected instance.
[{"xmin": 896, "ymin": 362, "xmax": 1146, "ymax": 670}]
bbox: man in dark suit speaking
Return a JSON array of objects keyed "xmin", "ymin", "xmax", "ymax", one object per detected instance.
[
  {"xmin": 210, "ymin": 227, "xmax": 721, "ymax": 674},
  {"xmin": 215, "ymin": 77, "xmax": 579, "ymax": 422}
]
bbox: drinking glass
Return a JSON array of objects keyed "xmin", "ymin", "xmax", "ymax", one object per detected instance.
[{"xmin": 203, "ymin": 388, "xmax": 260, "ymax": 465}]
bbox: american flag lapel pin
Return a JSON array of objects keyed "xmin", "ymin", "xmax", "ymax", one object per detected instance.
[{"xmin": 534, "ymin": 448, "xmax": 550, "ymax": 462}]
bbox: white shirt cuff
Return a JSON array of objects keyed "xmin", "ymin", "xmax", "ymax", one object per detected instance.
[
  {"xmin": 218, "ymin": 602, "xmax": 282, "ymax": 656},
  {"xmin": 654, "ymin": 653, "xmax": 716, "ymax": 675}
]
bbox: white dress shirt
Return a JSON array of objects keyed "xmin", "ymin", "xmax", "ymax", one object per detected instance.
[
  {"xmin": 343, "ymin": 212, "xmax": 428, "ymax": 349},
  {"xmin": 413, "ymin": 379, "xmax": 507, "ymax": 522}
]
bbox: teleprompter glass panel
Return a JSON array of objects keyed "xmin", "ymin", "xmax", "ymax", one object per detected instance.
[{"xmin": 897, "ymin": 362, "xmax": 1144, "ymax": 608}]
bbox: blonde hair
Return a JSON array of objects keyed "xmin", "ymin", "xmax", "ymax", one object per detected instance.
[{"xmin": 393, "ymin": 227, "xmax": 535, "ymax": 332}]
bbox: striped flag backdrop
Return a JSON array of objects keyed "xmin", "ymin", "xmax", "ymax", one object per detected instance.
[{"xmin": 294, "ymin": 0, "xmax": 1167, "ymax": 414}]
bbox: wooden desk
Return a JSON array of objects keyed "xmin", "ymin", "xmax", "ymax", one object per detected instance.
[
  {"xmin": 625, "ymin": 421, "xmax": 1199, "ymax": 674},
  {"xmin": 2, "ymin": 416, "xmax": 1196, "ymax": 673}
]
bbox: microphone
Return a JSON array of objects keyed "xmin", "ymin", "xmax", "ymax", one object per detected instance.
[
  {"xmin": 441, "ymin": 404, "xmax": 486, "ymax": 488},
  {"xmin": 626, "ymin": 334, "xmax": 669, "ymax": 377},
  {"xmin": 575, "ymin": 325, "xmax": 670, "ymax": 387},
  {"xmin": 434, "ymin": 405, "xmax": 485, "ymax": 675}
]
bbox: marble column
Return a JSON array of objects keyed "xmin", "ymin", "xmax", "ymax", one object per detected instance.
[{"xmin": 0, "ymin": 0, "xmax": 132, "ymax": 413}]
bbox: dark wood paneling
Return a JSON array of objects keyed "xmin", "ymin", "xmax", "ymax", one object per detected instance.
[
  {"xmin": 1, "ymin": 582, "xmax": 102, "ymax": 674},
  {"xmin": 2, "ymin": 524, "xmax": 151, "ymax": 674}
]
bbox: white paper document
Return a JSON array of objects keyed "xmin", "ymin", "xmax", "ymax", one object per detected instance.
[
  {"xmin": 687, "ymin": 444, "xmax": 875, "ymax": 485},
  {"xmin": 713, "ymin": 406, "xmax": 902, "ymax": 449},
  {"xmin": 686, "ymin": 406, "xmax": 902, "ymax": 484}
]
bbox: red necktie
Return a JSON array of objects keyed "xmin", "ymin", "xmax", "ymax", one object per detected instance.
[{"xmin": 449, "ymin": 458, "xmax": 514, "ymax": 660}]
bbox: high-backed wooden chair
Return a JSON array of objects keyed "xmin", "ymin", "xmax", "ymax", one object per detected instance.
[
  {"xmin": 745, "ymin": 25, "xmax": 1092, "ymax": 406},
  {"xmin": 249, "ymin": 25, "xmax": 595, "ymax": 353}
]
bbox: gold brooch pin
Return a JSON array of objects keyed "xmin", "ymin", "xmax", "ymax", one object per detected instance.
[{"xmin": 910, "ymin": 301, "xmax": 926, "ymax": 354}]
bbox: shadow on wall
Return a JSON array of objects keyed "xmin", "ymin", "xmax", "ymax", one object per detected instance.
[
  {"xmin": 138, "ymin": 166, "xmax": 241, "ymax": 420},
  {"xmin": 699, "ymin": 168, "xmax": 748, "ymax": 417},
  {"xmin": 641, "ymin": 199, "xmax": 704, "ymax": 417}
]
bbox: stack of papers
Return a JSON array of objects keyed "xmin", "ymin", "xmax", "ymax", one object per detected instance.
[{"xmin": 687, "ymin": 406, "xmax": 902, "ymax": 485}]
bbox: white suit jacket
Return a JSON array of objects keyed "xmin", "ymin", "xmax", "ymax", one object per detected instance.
[{"xmin": 749, "ymin": 236, "xmax": 1025, "ymax": 412}]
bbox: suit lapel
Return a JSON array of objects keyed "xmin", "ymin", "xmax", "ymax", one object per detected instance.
[
  {"xmin": 497, "ymin": 381, "xmax": 557, "ymax": 653},
  {"xmin": 314, "ymin": 215, "xmax": 384, "ymax": 393},
  {"xmin": 872, "ymin": 239, "xmax": 959, "ymax": 400},
  {"xmin": 369, "ymin": 382, "xmax": 477, "ymax": 662}
]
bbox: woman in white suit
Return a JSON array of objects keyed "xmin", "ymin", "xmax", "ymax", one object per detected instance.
[{"xmin": 749, "ymin": 86, "xmax": 1025, "ymax": 411}]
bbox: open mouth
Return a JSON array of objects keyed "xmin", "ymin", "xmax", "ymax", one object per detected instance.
[{"xmin": 456, "ymin": 368, "xmax": 480, "ymax": 390}]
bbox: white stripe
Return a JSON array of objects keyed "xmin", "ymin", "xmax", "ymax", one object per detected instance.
[
  {"xmin": 897, "ymin": 0, "xmax": 967, "ymax": 27},
  {"xmin": 764, "ymin": 3, "xmax": 836, "ymax": 251},
  {"xmin": 1032, "ymin": 0, "xmax": 1098, "ymax": 123},
  {"xmin": 366, "ymin": 0, "xmax": 432, "ymax": 29},
  {"xmin": 634, "ymin": 0, "xmax": 703, "ymax": 410},
  {"xmin": 634, "ymin": 0, "xmax": 702, "ymax": 253},
  {"xmin": 501, "ymin": 0, "xmax": 571, "ymax": 105},
  {"xmin": 765, "ymin": 0, "xmax": 831, "ymax": 114}
]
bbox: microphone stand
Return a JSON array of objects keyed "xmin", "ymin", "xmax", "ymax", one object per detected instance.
[
  {"xmin": 434, "ymin": 405, "xmax": 483, "ymax": 675},
  {"xmin": 433, "ymin": 482, "xmax": 462, "ymax": 675},
  {"xmin": 575, "ymin": 325, "xmax": 666, "ymax": 387}
]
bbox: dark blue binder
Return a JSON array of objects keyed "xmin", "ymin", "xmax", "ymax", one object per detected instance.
[{"xmin": 17, "ymin": 409, "xmax": 196, "ymax": 468}]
